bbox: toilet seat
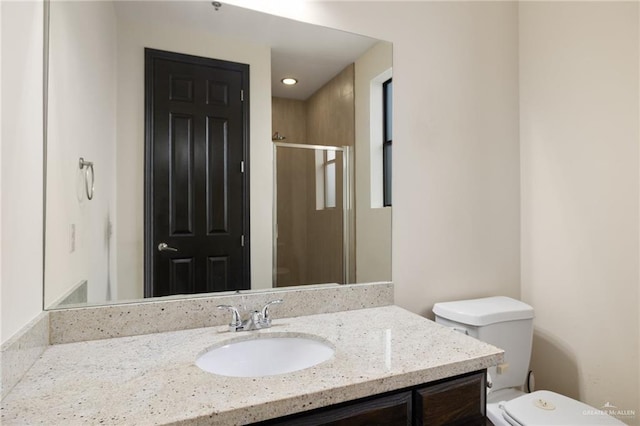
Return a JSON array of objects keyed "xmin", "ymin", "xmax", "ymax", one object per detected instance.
[{"xmin": 501, "ymin": 390, "xmax": 625, "ymax": 425}]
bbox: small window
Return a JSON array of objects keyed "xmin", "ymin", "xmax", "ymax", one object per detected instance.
[
  {"xmin": 325, "ymin": 150, "xmax": 336, "ymax": 208},
  {"xmin": 315, "ymin": 149, "xmax": 337, "ymax": 210},
  {"xmin": 383, "ymin": 78, "xmax": 392, "ymax": 207}
]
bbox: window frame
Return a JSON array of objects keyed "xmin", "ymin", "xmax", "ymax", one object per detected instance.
[{"xmin": 382, "ymin": 78, "xmax": 392, "ymax": 207}]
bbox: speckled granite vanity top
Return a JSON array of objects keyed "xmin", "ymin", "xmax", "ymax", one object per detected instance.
[{"xmin": 1, "ymin": 306, "xmax": 503, "ymax": 425}]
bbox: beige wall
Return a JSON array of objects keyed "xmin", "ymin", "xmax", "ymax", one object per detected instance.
[
  {"xmin": 0, "ymin": 0, "xmax": 3, "ymax": 336},
  {"xmin": 0, "ymin": 0, "xmax": 44, "ymax": 343},
  {"xmin": 45, "ymin": 1, "xmax": 118, "ymax": 307},
  {"xmin": 519, "ymin": 2, "xmax": 639, "ymax": 420},
  {"xmin": 354, "ymin": 41, "xmax": 392, "ymax": 283},
  {"xmin": 115, "ymin": 17, "xmax": 273, "ymax": 298}
]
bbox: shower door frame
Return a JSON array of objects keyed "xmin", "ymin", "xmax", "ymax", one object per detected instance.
[{"xmin": 272, "ymin": 142, "xmax": 352, "ymax": 287}]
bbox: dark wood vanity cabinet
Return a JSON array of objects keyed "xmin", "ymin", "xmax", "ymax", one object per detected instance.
[
  {"xmin": 262, "ymin": 391, "xmax": 413, "ymax": 426},
  {"xmin": 256, "ymin": 370, "xmax": 486, "ymax": 426},
  {"xmin": 413, "ymin": 371, "xmax": 486, "ymax": 425}
]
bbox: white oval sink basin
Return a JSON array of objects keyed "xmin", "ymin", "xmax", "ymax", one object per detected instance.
[{"xmin": 196, "ymin": 335, "xmax": 334, "ymax": 377}]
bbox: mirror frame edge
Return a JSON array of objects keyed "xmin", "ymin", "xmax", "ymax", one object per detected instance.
[{"xmin": 42, "ymin": 0, "xmax": 50, "ymax": 312}]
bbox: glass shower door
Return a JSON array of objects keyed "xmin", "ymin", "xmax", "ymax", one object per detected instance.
[{"xmin": 273, "ymin": 143, "xmax": 351, "ymax": 287}]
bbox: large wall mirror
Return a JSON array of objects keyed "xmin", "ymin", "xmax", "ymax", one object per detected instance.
[{"xmin": 44, "ymin": 1, "xmax": 392, "ymax": 309}]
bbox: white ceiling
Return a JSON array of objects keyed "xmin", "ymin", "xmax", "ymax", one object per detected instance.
[{"xmin": 114, "ymin": 1, "xmax": 380, "ymax": 100}]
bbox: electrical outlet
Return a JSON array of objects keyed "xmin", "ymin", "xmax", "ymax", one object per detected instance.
[{"xmin": 70, "ymin": 224, "xmax": 76, "ymax": 253}]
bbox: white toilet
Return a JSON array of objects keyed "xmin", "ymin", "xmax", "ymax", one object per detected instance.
[{"xmin": 433, "ymin": 296, "xmax": 625, "ymax": 426}]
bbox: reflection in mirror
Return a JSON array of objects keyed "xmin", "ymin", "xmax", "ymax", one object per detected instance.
[
  {"xmin": 274, "ymin": 143, "xmax": 351, "ymax": 287},
  {"xmin": 44, "ymin": 1, "xmax": 392, "ymax": 309}
]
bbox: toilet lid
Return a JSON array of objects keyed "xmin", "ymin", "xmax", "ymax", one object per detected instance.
[{"xmin": 502, "ymin": 391, "xmax": 626, "ymax": 426}]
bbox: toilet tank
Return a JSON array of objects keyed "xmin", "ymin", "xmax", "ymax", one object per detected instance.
[{"xmin": 433, "ymin": 296, "xmax": 534, "ymax": 393}]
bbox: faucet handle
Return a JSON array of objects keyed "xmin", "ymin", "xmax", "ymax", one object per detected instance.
[
  {"xmin": 260, "ymin": 299, "xmax": 283, "ymax": 325},
  {"xmin": 217, "ymin": 305, "xmax": 242, "ymax": 330},
  {"xmin": 250, "ymin": 310, "xmax": 262, "ymax": 325}
]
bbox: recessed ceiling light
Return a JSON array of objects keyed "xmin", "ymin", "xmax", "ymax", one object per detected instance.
[{"xmin": 281, "ymin": 78, "xmax": 298, "ymax": 86}]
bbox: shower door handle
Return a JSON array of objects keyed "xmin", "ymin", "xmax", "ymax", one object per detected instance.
[{"xmin": 158, "ymin": 242, "xmax": 178, "ymax": 252}]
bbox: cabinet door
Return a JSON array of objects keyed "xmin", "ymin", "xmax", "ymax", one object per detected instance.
[
  {"xmin": 413, "ymin": 371, "xmax": 486, "ymax": 426},
  {"xmin": 265, "ymin": 391, "xmax": 412, "ymax": 426}
]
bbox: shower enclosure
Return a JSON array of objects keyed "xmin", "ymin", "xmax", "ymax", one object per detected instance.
[{"xmin": 273, "ymin": 143, "xmax": 353, "ymax": 287}]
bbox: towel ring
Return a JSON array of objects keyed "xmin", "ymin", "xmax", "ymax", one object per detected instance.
[{"xmin": 79, "ymin": 157, "xmax": 95, "ymax": 200}]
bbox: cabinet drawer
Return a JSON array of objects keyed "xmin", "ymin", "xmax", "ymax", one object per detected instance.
[
  {"xmin": 413, "ymin": 371, "xmax": 486, "ymax": 426},
  {"xmin": 263, "ymin": 391, "xmax": 412, "ymax": 426}
]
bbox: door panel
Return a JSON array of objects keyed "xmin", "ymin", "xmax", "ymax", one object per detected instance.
[
  {"xmin": 145, "ymin": 49, "xmax": 249, "ymax": 297},
  {"xmin": 206, "ymin": 116, "xmax": 229, "ymax": 234},
  {"xmin": 207, "ymin": 256, "xmax": 230, "ymax": 291},
  {"xmin": 169, "ymin": 113, "xmax": 195, "ymax": 236},
  {"xmin": 169, "ymin": 258, "xmax": 195, "ymax": 294}
]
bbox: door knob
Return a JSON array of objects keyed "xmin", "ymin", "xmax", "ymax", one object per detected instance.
[{"xmin": 158, "ymin": 242, "xmax": 178, "ymax": 252}]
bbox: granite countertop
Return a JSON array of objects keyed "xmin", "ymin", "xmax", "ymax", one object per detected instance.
[{"xmin": 1, "ymin": 306, "xmax": 503, "ymax": 425}]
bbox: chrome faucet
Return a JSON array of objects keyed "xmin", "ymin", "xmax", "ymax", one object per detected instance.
[{"xmin": 217, "ymin": 299, "xmax": 283, "ymax": 332}]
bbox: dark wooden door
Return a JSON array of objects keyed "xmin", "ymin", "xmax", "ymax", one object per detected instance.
[{"xmin": 144, "ymin": 48, "xmax": 250, "ymax": 297}]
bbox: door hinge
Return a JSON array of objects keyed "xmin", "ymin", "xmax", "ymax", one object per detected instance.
[
  {"xmin": 240, "ymin": 90, "xmax": 244, "ymax": 101},
  {"xmin": 241, "ymin": 235, "xmax": 245, "ymax": 247},
  {"xmin": 240, "ymin": 161, "xmax": 244, "ymax": 173}
]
